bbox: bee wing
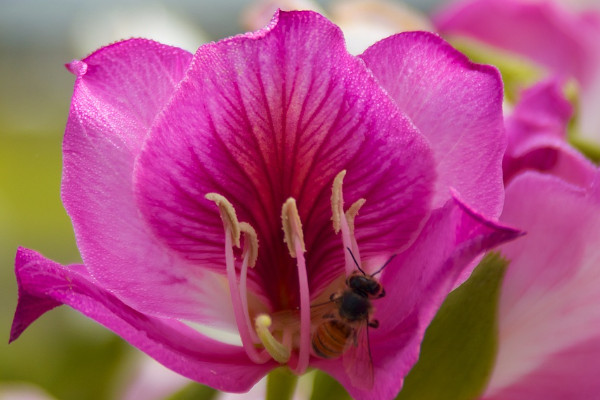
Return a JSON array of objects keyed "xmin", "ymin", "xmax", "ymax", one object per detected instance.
[
  {"xmin": 342, "ymin": 320, "xmax": 374, "ymax": 390},
  {"xmin": 310, "ymin": 297, "xmax": 339, "ymax": 322}
]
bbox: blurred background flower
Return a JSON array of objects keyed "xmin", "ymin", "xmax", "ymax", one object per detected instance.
[{"xmin": 1, "ymin": 1, "xmax": 440, "ymax": 399}]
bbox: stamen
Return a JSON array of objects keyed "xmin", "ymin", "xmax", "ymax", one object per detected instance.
[
  {"xmin": 331, "ymin": 170, "xmax": 346, "ymax": 234},
  {"xmin": 205, "ymin": 193, "xmax": 240, "ymax": 247},
  {"xmin": 330, "ymin": 171, "xmax": 364, "ymax": 276},
  {"xmin": 240, "ymin": 222, "xmax": 260, "ymax": 344},
  {"xmin": 206, "ymin": 194, "xmax": 267, "ymax": 364},
  {"xmin": 281, "ymin": 198, "xmax": 305, "ymax": 257},
  {"xmin": 240, "ymin": 222, "xmax": 258, "ymax": 268},
  {"xmin": 255, "ymin": 314, "xmax": 291, "ymax": 364},
  {"xmin": 346, "ymin": 198, "xmax": 366, "ymax": 234},
  {"xmin": 281, "ymin": 199, "xmax": 310, "ymax": 374}
]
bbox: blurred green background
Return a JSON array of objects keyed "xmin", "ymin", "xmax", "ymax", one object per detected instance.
[{"xmin": 0, "ymin": 1, "xmax": 440, "ymax": 398}]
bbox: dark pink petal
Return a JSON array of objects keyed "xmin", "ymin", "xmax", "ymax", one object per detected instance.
[
  {"xmin": 313, "ymin": 196, "xmax": 521, "ymax": 400},
  {"xmin": 134, "ymin": 10, "xmax": 435, "ymax": 306},
  {"xmin": 504, "ymin": 79, "xmax": 596, "ymax": 186},
  {"xmin": 504, "ymin": 140, "xmax": 597, "ymax": 188},
  {"xmin": 62, "ymin": 39, "xmax": 235, "ymax": 325},
  {"xmin": 360, "ymin": 31, "xmax": 505, "ymax": 218},
  {"xmin": 484, "ymin": 171, "xmax": 600, "ymax": 398},
  {"xmin": 11, "ymin": 248, "xmax": 274, "ymax": 391}
]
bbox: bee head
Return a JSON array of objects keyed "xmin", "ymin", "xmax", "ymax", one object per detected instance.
[
  {"xmin": 346, "ymin": 247, "xmax": 397, "ymax": 278},
  {"xmin": 347, "ymin": 273, "xmax": 384, "ymax": 298}
]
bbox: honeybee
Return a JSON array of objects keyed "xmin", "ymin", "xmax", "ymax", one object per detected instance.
[{"xmin": 311, "ymin": 248, "xmax": 396, "ymax": 389}]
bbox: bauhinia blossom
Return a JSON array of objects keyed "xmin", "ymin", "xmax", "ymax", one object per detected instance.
[
  {"xmin": 483, "ymin": 165, "xmax": 600, "ymax": 399},
  {"xmin": 10, "ymin": 11, "xmax": 519, "ymax": 400},
  {"xmin": 435, "ymin": 0, "xmax": 600, "ymax": 146}
]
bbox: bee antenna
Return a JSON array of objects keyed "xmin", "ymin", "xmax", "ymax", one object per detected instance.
[
  {"xmin": 370, "ymin": 254, "xmax": 397, "ymax": 277},
  {"xmin": 346, "ymin": 247, "xmax": 367, "ymax": 275}
]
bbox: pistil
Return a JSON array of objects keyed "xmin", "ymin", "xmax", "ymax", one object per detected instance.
[{"xmin": 255, "ymin": 314, "xmax": 291, "ymax": 363}]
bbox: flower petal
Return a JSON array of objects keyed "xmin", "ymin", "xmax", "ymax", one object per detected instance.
[
  {"xmin": 484, "ymin": 170, "xmax": 600, "ymax": 397},
  {"xmin": 483, "ymin": 338, "xmax": 600, "ymax": 400},
  {"xmin": 134, "ymin": 10, "xmax": 435, "ymax": 304},
  {"xmin": 313, "ymin": 195, "xmax": 521, "ymax": 400},
  {"xmin": 329, "ymin": 0, "xmax": 434, "ymax": 55},
  {"xmin": 503, "ymin": 79, "xmax": 597, "ymax": 186},
  {"xmin": 505, "ymin": 138, "xmax": 597, "ymax": 188},
  {"xmin": 61, "ymin": 39, "xmax": 235, "ymax": 325},
  {"xmin": 360, "ymin": 31, "xmax": 505, "ymax": 217},
  {"xmin": 11, "ymin": 248, "xmax": 273, "ymax": 392},
  {"xmin": 122, "ymin": 355, "xmax": 191, "ymax": 400},
  {"xmin": 507, "ymin": 79, "xmax": 572, "ymax": 144}
]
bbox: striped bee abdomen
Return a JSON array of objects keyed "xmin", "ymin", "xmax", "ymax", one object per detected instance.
[{"xmin": 312, "ymin": 319, "xmax": 353, "ymax": 359}]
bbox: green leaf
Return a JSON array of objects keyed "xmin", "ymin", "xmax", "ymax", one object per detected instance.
[
  {"xmin": 266, "ymin": 367, "xmax": 298, "ymax": 400},
  {"xmin": 396, "ymin": 253, "xmax": 508, "ymax": 400},
  {"xmin": 310, "ymin": 370, "xmax": 352, "ymax": 400},
  {"xmin": 166, "ymin": 383, "xmax": 217, "ymax": 400}
]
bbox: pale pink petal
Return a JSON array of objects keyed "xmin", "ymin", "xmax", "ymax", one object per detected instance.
[
  {"xmin": 360, "ymin": 31, "xmax": 505, "ymax": 218},
  {"xmin": 11, "ymin": 248, "xmax": 273, "ymax": 392},
  {"xmin": 330, "ymin": 0, "xmax": 433, "ymax": 55},
  {"xmin": 134, "ymin": 11, "xmax": 435, "ymax": 306},
  {"xmin": 241, "ymin": 0, "xmax": 324, "ymax": 31},
  {"xmin": 0, "ymin": 384, "xmax": 56, "ymax": 400},
  {"xmin": 484, "ymin": 170, "xmax": 600, "ymax": 397},
  {"xmin": 62, "ymin": 39, "xmax": 237, "ymax": 326},
  {"xmin": 483, "ymin": 337, "xmax": 600, "ymax": 400},
  {"xmin": 122, "ymin": 355, "xmax": 191, "ymax": 400},
  {"xmin": 313, "ymin": 196, "xmax": 521, "ymax": 400}
]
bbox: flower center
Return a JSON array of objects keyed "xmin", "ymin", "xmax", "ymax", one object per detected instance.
[{"xmin": 206, "ymin": 170, "xmax": 366, "ymax": 372}]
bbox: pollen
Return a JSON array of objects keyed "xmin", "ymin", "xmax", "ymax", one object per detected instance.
[
  {"xmin": 330, "ymin": 170, "xmax": 367, "ymax": 277},
  {"xmin": 331, "ymin": 170, "xmax": 346, "ymax": 234},
  {"xmin": 281, "ymin": 198, "xmax": 306, "ymax": 257},
  {"xmin": 205, "ymin": 193, "xmax": 241, "ymax": 247},
  {"xmin": 240, "ymin": 222, "xmax": 259, "ymax": 268},
  {"xmin": 346, "ymin": 198, "xmax": 366, "ymax": 234}
]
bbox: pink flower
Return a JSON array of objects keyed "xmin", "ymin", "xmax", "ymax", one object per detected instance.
[
  {"xmin": 435, "ymin": 0, "xmax": 600, "ymax": 145},
  {"xmin": 10, "ymin": 11, "xmax": 518, "ymax": 400},
  {"xmin": 484, "ymin": 165, "xmax": 600, "ymax": 399}
]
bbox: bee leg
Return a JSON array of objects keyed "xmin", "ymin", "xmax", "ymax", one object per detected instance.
[
  {"xmin": 368, "ymin": 319, "xmax": 379, "ymax": 329},
  {"xmin": 329, "ymin": 291, "xmax": 342, "ymax": 302},
  {"xmin": 377, "ymin": 288, "xmax": 386, "ymax": 298}
]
